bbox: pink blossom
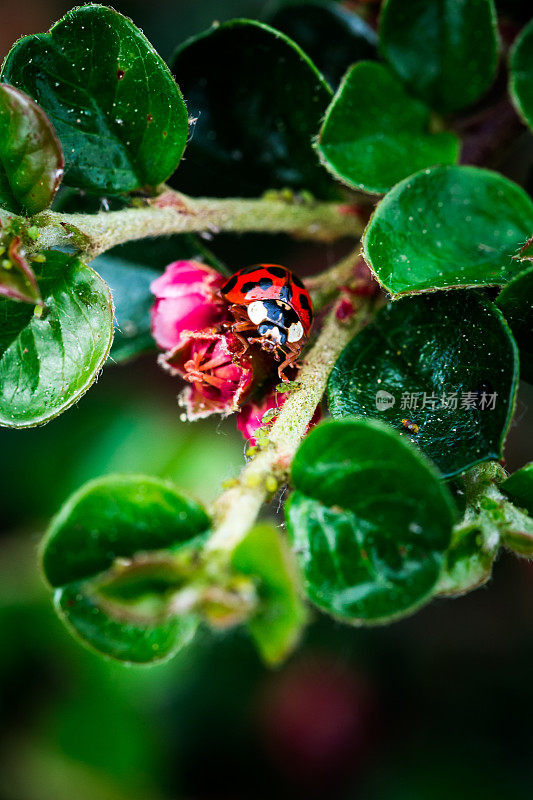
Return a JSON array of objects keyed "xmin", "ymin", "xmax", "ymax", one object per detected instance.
[
  {"xmin": 160, "ymin": 330, "xmax": 257, "ymax": 420},
  {"xmin": 150, "ymin": 260, "xmax": 227, "ymax": 351},
  {"xmin": 238, "ymin": 387, "xmax": 322, "ymax": 446}
]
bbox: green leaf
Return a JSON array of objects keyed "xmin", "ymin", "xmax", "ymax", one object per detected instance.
[
  {"xmin": 42, "ymin": 475, "xmax": 209, "ymax": 663},
  {"xmin": 42, "ymin": 474, "xmax": 211, "ymax": 588},
  {"xmin": 497, "ymin": 266, "xmax": 533, "ymax": 384},
  {"xmin": 232, "ymin": 523, "xmax": 307, "ymax": 665},
  {"xmin": 379, "ymin": 0, "xmax": 499, "ymax": 113},
  {"xmin": 0, "ymin": 251, "xmax": 113, "ymax": 428},
  {"xmin": 501, "ymin": 464, "xmax": 533, "ymax": 517},
  {"xmin": 285, "ymin": 418, "xmax": 455, "ymax": 623},
  {"xmin": 94, "ymin": 235, "xmax": 226, "ymax": 364},
  {"xmin": 509, "ymin": 18, "xmax": 533, "ymax": 131},
  {"xmin": 436, "ymin": 524, "xmax": 497, "ymax": 597},
  {"xmin": 55, "ymin": 581, "xmax": 197, "ymax": 664},
  {"xmin": 265, "ymin": 0, "xmax": 378, "ymax": 88},
  {"xmin": 327, "ymin": 292, "xmax": 519, "ymax": 478},
  {"xmin": 0, "ymin": 83, "xmax": 63, "ymax": 214},
  {"xmin": 363, "ymin": 166, "xmax": 533, "ymax": 296},
  {"xmin": 170, "ymin": 18, "xmax": 335, "ymax": 199},
  {"xmin": 316, "ymin": 61, "xmax": 459, "ymax": 195},
  {"xmin": 1, "ymin": 4, "xmax": 188, "ymax": 195},
  {"xmin": 96, "ymin": 256, "xmax": 160, "ymax": 364}
]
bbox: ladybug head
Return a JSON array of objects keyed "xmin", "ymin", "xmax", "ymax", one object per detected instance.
[
  {"xmin": 247, "ymin": 300, "xmax": 305, "ymax": 350},
  {"xmin": 257, "ymin": 321, "xmax": 287, "ymax": 349}
]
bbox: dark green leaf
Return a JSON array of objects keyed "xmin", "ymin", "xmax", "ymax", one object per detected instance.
[
  {"xmin": 327, "ymin": 292, "xmax": 519, "ymax": 477},
  {"xmin": 1, "ymin": 5, "xmax": 188, "ymax": 194},
  {"xmin": 232, "ymin": 523, "xmax": 307, "ymax": 665},
  {"xmin": 286, "ymin": 418, "xmax": 455, "ymax": 623},
  {"xmin": 363, "ymin": 166, "xmax": 533, "ymax": 296},
  {"xmin": 265, "ymin": 0, "xmax": 378, "ymax": 88},
  {"xmin": 55, "ymin": 581, "xmax": 197, "ymax": 664},
  {"xmin": 96, "ymin": 256, "xmax": 160, "ymax": 363},
  {"xmin": 501, "ymin": 463, "xmax": 533, "ymax": 517},
  {"xmin": 0, "ymin": 83, "xmax": 63, "ymax": 214},
  {"xmin": 171, "ymin": 18, "xmax": 335, "ymax": 199},
  {"xmin": 95, "ymin": 235, "xmax": 227, "ymax": 364},
  {"xmin": 0, "ymin": 251, "xmax": 113, "ymax": 428},
  {"xmin": 379, "ymin": 0, "xmax": 499, "ymax": 113},
  {"xmin": 497, "ymin": 266, "xmax": 533, "ymax": 383},
  {"xmin": 316, "ymin": 61, "xmax": 459, "ymax": 195},
  {"xmin": 42, "ymin": 474, "xmax": 211, "ymax": 587},
  {"xmin": 509, "ymin": 18, "xmax": 533, "ymax": 131}
]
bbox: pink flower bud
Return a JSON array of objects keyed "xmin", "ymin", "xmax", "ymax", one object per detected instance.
[
  {"xmin": 150, "ymin": 260, "xmax": 228, "ymax": 351},
  {"xmin": 238, "ymin": 387, "xmax": 322, "ymax": 446},
  {"xmin": 160, "ymin": 330, "xmax": 257, "ymax": 420}
]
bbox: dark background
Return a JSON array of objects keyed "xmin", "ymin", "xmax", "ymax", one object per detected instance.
[{"xmin": 1, "ymin": 2, "xmax": 533, "ymax": 798}]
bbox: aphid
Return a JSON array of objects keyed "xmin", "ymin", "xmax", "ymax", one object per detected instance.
[
  {"xmin": 401, "ymin": 418, "xmax": 419, "ymax": 434},
  {"xmin": 220, "ymin": 264, "xmax": 313, "ymax": 381}
]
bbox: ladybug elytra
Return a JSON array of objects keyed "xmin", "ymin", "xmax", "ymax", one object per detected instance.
[{"xmin": 220, "ymin": 264, "xmax": 313, "ymax": 381}]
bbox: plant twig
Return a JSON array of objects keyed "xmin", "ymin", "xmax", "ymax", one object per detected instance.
[
  {"xmin": 207, "ymin": 281, "xmax": 375, "ymax": 554},
  {"xmin": 30, "ymin": 193, "xmax": 365, "ymax": 259}
]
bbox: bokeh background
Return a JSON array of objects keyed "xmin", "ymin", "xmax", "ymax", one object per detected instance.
[{"xmin": 1, "ymin": 2, "xmax": 533, "ymax": 798}]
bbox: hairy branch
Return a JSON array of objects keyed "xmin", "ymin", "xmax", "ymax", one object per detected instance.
[
  {"xmin": 207, "ymin": 283, "xmax": 374, "ymax": 554},
  {"xmin": 30, "ymin": 192, "xmax": 365, "ymax": 259}
]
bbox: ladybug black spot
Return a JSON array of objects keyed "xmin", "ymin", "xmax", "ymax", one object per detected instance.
[
  {"xmin": 222, "ymin": 275, "xmax": 238, "ymax": 292},
  {"xmin": 266, "ymin": 266, "xmax": 287, "ymax": 278},
  {"xmin": 292, "ymin": 273, "xmax": 305, "ymax": 288},
  {"xmin": 299, "ymin": 293, "xmax": 311, "ymax": 312},
  {"xmin": 241, "ymin": 281, "xmax": 256, "ymax": 293},
  {"xmin": 258, "ymin": 277, "xmax": 273, "ymax": 290}
]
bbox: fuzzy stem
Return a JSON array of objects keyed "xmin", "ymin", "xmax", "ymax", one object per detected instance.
[
  {"xmin": 207, "ymin": 290, "xmax": 374, "ymax": 554},
  {"xmin": 31, "ymin": 193, "xmax": 364, "ymax": 258}
]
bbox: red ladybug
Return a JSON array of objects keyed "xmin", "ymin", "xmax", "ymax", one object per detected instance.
[{"xmin": 220, "ymin": 264, "xmax": 313, "ymax": 381}]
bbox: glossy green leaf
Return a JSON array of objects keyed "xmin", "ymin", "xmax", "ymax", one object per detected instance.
[
  {"xmin": 379, "ymin": 0, "xmax": 499, "ymax": 113},
  {"xmin": 497, "ymin": 266, "xmax": 533, "ymax": 383},
  {"xmin": 265, "ymin": 0, "xmax": 378, "ymax": 88},
  {"xmin": 509, "ymin": 18, "xmax": 533, "ymax": 131},
  {"xmin": 232, "ymin": 523, "xmax": 307, "ymax": 665},
  {"xmin": 286, "ymin": 418, "xmax": 455, "ymax": 623},
  {"xmin": 316, "ymin": 61, "xmax": 459, "ymax": 195},
  {"xmin": 363, "ymin": 166, "xmax": 533, "ymax": 296},
  {"xmin": 327, "ymin": 292, "xmax": 518, "ymax": 478},
  {"xmin": 95, "ymin": 235, "xmax": 226, "ymax": 364},
  {"xmin": 501, "ymin": 464, "xmax": 533, "ymax": 517},
  {"xmin": 55, "ymin": 581, "xmax": 197, "ymax": 664},
  {"xmin": 0, "ymin": 252, "xmax": 113, "ymax": 428},
  {"xmin": 42, "ymin": 474, "xmax": 211, "ymax": 588},
  {"xmin": 171, "ymin": 19, "xmax": 335, "ymax": 199},
  {"xmin": 1, "ymin": 4, "xmax": 188, "ymax": 194},
  {"xmin": 0, "ymin": 83, "xmax": 63, "ymax": 214}
]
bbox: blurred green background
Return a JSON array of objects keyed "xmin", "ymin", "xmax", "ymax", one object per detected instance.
[{"xmin": 2, "ymin": 2, "xmax": 533, "ymax": 798}]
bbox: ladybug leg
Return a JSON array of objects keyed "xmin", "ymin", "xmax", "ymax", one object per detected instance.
[
  {"xmin": 222, "ymin": 304, "xmax": 250, "ymax": 327},
  {"xmin": 230, "ymin": 319, "xmax": 258, "ymax": 355},
  {"xmin": 277, "ymin": 345, "xmax": 301, "ymax": 382}
]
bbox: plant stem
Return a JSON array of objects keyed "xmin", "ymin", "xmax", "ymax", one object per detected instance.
[
  {"xmin": 31, "ymin": 193, "xmax": 364, "ymax": 259},
  {"xmin": 207, "ymin": 287, "xmax": 374, "ymax": 554}
]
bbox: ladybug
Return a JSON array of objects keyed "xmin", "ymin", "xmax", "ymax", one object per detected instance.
[{"xmin": 220, "ymin": 264, "xmax": 313, "ymax": 381}]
